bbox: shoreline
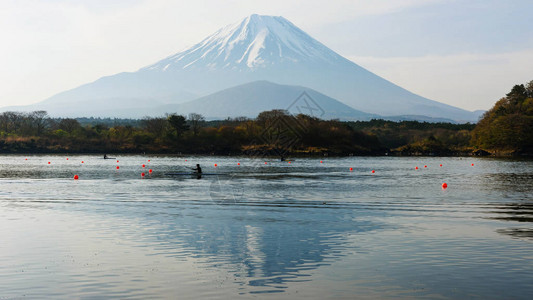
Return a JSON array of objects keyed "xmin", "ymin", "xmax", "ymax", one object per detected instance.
[{"xmin": 2, "ymin": 151, "xmax": 531, "ymax": 158}]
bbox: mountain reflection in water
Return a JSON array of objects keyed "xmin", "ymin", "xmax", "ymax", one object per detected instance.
[{"xmin": 0, "ymin": 155, "xmax": 532, "ymax": 298}]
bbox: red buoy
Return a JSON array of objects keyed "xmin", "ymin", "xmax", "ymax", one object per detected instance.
[
  {"xmin": 73, "ymin": 174, "xmax": 79, "ymax": 180},
  {"xmin": 116, "ymin": 166, "xmax": 120, "ymax": 170},
  {"xmin": 471, "ymin": 163, "xmax": 474, "ymax": 166},
  {"xmin": 264, "ymin": 162, "xmax": 267, "ymax": 165},
  {"xmin": 148, "ymin": 160, "xmax": 150, "ymax": 162},
  {"xmin": 25, "ymin": 158, "xmax": 28, "ymax": 160},
  {"xmin": 288, "ymin": 161, "xmax": 291, "ymax": 164},
  {"xmin": 149, "ymin": 169, "xmax": 152, "ymax": 173},
  {"xmin": 81, "ymin": 161, "xmax": 84, "ymax": 164},
  {"xmin": 214, "ymin": 163, "xmax": 217, "ymax": 167},
  {"xmin": 48, "ymin": 162, "xmax": 51, "ymax": 165},
  {"xmin": 117, "ymin": 160, "xmax": 119, "ymax": 163},
  {"xmin": 142, "ymin": 164, "xmax": 145, "ymax": 168},
  {"xmin": 320, "ymin": 160, "xmax": 323, "ymax": 163},
  {"xmin": 424, "ymin": 165, "xmax": 427, "ymax": 168},
  {"xmin": 66, "ymin": 158, "xmax": 69, "ymax": 160},
  {"xmin": 440, "ymin": 164, "xmax": 443, "ymax": 167},
  {"xmin": 442, "ymin": 182, "xmax": 448, "ymax": 189},
  {"xmin": 237, "ymin": 163, "xmax": 240, "ymax": 166},
  {"xmin": 141, "ymin": 172, "xmax": 145, "ymax": 177},
  {"xmin": 350, "ymin": 167, "xmax": 353, "ymax": 171},
  {"xmin": 415, "ymin": 166, "xmax": 418, "ymax": 170},
  {"xmin": 371, "ymin": 170, "xmax": 375, "ymax": 173}
]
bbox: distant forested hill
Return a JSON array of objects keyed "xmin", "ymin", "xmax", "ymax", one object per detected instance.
[{"xmin": 472, "ymin": 80, "xmax": 533, "ymax": 154}]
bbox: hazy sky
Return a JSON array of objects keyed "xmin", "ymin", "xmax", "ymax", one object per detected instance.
[{"xmin": 1, "ymin": 0, "xmax": 532, "ymax": 111}]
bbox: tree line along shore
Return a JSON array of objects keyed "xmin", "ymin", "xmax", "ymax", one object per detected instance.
[{"xmin": 1, "ymin": 81, "xmax": 531, "ymax": 156}]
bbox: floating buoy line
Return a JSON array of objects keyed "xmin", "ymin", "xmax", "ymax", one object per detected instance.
[{"xmin": 19, "ymin": 157, "xmax": 476, "ymax": 188}]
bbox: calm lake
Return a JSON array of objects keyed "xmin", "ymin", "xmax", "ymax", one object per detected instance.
[{"xmin": 0, "ymin": 155, "xmax": 532, "ymax": 299}]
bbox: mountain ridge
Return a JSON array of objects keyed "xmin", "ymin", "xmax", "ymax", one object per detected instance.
[
  {"xmin": 1, "ymin": 14, "xmax": 480, "ymax": 122},
  {"xmin": 159, "ymin": 80, "xmax": 379, "ymax": 120}
]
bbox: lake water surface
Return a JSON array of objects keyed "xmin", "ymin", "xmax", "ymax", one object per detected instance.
[{"xmin": 0, "ymin": 155, "xmax": 532, "ymax": 299}]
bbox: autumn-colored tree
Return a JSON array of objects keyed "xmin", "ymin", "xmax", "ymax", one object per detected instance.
[{"xmin": 472, "ymin": 80, "xmax": 533, "ymax": 153}]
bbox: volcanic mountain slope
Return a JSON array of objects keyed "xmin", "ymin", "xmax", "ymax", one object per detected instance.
[
  {"xmin": 3, "ymin": 14, "xmax": 480, "ymax": 122},
  {"xmin": 158, "ymin": 80, "xmax": 379, "ymax": 120}
]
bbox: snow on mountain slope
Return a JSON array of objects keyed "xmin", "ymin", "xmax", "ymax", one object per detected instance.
[
  {"xmin": 2, "ymin": 14, "xmax": 480, "ymax": 122},
  {"xmin": 145, "ymin": 14, "xmax": 342, "ymax": 71},
  {"xmin": 140, "ymin": 14, "xmax": 478, "ymax": 121}
]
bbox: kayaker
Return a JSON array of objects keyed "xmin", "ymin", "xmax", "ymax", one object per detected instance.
[{"xmin": 192, "ymin": 164, "xmax": 202, "ymax": 174}]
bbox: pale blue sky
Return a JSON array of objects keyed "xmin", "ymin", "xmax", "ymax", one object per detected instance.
[
  {"xmin": 1, "ymin": 0, "xmax": 532, "ymax": 111},
  {"xmin": 321, "ymin": 0, "xmax": 533, "ymax": 56}
]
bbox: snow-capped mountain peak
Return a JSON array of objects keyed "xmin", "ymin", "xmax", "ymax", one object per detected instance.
[
  {"xmin": 144, "ymin": 14, "xmax": 342, "ymax": 71},
  {"xmin": 4, "ymin": 14, "xmax": 480, "ymax": 122}
]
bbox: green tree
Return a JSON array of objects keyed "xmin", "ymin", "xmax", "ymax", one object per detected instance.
[
  {"xmin": 526, "ymin": 80, "xmax": 533, "ymax": 98},
  {"xmin": 167, "ymin": 114, "xmax": 189, "ymax": 137},
  {"xmin": 472, "ymin": 80, "xmax": 533, "ymax": 153}
]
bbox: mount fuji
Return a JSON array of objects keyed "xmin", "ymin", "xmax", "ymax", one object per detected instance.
[{"xmin": 3, "ymin": 14, "xmax": 481, "ymax": 122}]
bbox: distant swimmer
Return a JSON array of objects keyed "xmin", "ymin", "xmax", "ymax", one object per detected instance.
[
  {"xmin": 104, "ymin": 154, "xmax": 108, "ymax": 159},
  {"xmin": 280, "ymin": 156, "xmax": 285, "ymax": 161}
]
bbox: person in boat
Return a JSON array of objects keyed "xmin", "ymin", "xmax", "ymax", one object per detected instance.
[
  {"xmin": 192, "ymin": 164, "xmax": 202, "ymax": 174},
  {"xmin": 191, "ymin": 164, "xmax": 202, "ymax": 179}
]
